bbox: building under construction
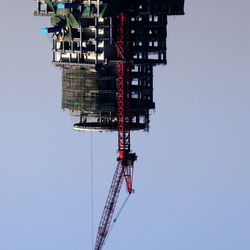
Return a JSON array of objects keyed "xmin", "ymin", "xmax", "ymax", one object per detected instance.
[{"xmin": 35, "ymin": 0, "xmax": 184, "ymax": 132}]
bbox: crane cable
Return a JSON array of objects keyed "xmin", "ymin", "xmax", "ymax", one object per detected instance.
[
  {"xmin": 90, "ymin": 131, "xmax": 94, "ymax": 250},
  {"xmin": 104, "ymin": 193, "xmax": 131, "ymax": 246}
]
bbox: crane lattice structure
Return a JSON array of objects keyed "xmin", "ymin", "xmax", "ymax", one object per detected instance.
[{"xmin": 94, "ymin": 12, "xmax": 136, "ymax": 250}]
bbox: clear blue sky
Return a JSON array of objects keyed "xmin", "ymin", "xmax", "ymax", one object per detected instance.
[{"xmin": 0, "ymin": 1, "xmax": 250, "ymax": 250}]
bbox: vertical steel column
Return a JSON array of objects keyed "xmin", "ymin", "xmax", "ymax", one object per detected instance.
[
  {"xmin": 116, "ymin": 13, "xmax": 135, "ymax": 194},
  {"xmin": 116, "ymin": 13, "xmax": 130, "ymax": 156}
]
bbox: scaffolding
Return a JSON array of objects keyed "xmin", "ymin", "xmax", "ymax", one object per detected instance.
[{"xmin": 62, "ymin": 67, "xmax": 154, "ymax": 131}]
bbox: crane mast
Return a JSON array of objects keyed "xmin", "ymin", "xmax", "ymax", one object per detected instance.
[{"xmin": 94, "ymin": 12, "xmax": 136, "ymax": 250}]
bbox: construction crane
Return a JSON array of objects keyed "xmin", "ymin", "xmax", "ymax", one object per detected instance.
[
  {"xmin": 94, "ymin": 12, "xmax": 136, "ymax": 250},
  {"xmin": 34, "ymin": 1, "xmax": 185, "ymax": 249}
]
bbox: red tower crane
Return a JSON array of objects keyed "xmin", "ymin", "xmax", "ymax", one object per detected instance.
[{"xmin": 94, "ymin": 13, "xmax": 136, "ymax": 250}]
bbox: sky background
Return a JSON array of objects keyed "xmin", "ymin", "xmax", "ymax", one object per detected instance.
[{"xmin": 0, "ymin": 1, "xmax": 250, "ymax": 250}]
